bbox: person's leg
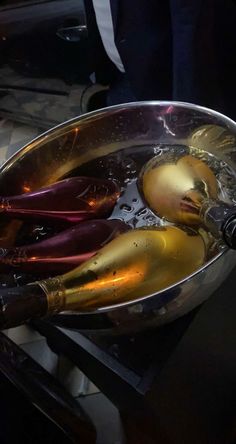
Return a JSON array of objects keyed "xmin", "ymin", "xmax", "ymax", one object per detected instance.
[{"xmin": 106, "ymin": 73, "xmax": 137, "ymax": 106}]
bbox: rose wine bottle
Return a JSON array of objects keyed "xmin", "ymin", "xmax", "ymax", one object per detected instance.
[
  {"xmin": 0, "ymin": 219, "xmax": 129, "ymax": 274},
  {"xmin": 0, "ymin": 226, "xmax": 206, "ymax": 329},
  {"xmin": 0, "ymin": 177, "xmax": 120, "ymax": 223}
]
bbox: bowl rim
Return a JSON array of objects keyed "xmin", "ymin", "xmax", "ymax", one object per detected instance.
[{"xmin": 2, "ymin": 99, "xmax": 236, "ymax": 175}]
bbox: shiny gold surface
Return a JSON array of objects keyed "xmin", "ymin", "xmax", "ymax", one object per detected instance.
[
  {"xmin": 141, "ymin": 154, "xmax": 218, "ymax": 225},
  {"xmin": 41, "ymin": 226, "xmax": 206, "ymax": 313}
]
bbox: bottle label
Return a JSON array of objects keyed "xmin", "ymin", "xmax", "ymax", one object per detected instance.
[{"xmin": 37, "ymin": 277, "xmax": 66, "ymax": 314}]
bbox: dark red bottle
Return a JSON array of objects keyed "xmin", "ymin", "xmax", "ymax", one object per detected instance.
[
  {"xmin": 0, "ymin": 177, "xmax": 120, "ymax": 223},
  {"xmin": 0, "ymin": 219, "xmax": 129, "ymax": 274}
]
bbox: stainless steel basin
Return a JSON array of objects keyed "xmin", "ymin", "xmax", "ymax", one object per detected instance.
[{"xmin": 1, "ymin": 101, "xmax": 236, "ymax": 334}]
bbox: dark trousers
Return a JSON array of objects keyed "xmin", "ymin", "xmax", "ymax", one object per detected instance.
[{"xmin": 106, "ymin": 72, "xmax": 137, "ymax": 106}]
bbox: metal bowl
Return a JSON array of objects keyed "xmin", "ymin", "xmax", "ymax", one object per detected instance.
[{"xmin": 1, "ymin": 101, "xmax": 236, "ymax": 334}]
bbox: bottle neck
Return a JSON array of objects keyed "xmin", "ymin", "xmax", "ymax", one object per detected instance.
[
  {"xmin": 223, "ymin": 217, "xmax": 236, "ymax": 249},
  {"xmin": 0, "ymin": 279, "xmax": 67, "ymax": 330},
  {"xmin": 201, "ymin": 199, "xmax": 236, "ymax": 246},
  {"xmin": 0, "ymin": 283, "xmax": 48, "ymax": 329},
  {"xmin": 37, "ymin": 277, "xmax": 66, "ymax": 315}
]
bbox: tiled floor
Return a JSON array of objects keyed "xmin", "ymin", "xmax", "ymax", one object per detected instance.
[
  {"xmin": 0, "ymin": 118, "xmax": 40, "ymax": 163},
  {"xmin": 0, "ymin": 118, "xmax": 124, "ymax": 443}
]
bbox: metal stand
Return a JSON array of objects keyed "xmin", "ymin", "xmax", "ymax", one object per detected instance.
[{"xmin": 0, "ymin": 331, "xmax": 96, "ymax": 443}]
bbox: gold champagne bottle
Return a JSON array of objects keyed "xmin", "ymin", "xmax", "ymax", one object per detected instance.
[
  {"xmin": 140, "ymin": 153, "xmax": 236, "ymax": 248},
  {"xmin": 0, "ymin": 226, "xmax": 205, "ymax": 329}
]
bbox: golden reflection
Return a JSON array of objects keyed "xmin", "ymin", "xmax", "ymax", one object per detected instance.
[
  {"xmin": 141, "ymin": 154, "xmax": 218, "ymax": 225},
  {"xmin": 22, "ymin": 185, "xmax": 31, "ymax": 193},
  {"xmin": 40, "ymin": 226, "xmax": 206, "ymax": 313},
  {"xmin": 88, "ymin": 199, "xmax": 96, "ymax": 207},
  {"xmin": 82, "ymin": 263, "xmax": 145, "ymax": 291}
]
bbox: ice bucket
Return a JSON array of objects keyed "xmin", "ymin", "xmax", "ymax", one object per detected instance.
[{"xmin": 1, "ymin": 101, "xmax": 236, "ymax": 334}]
